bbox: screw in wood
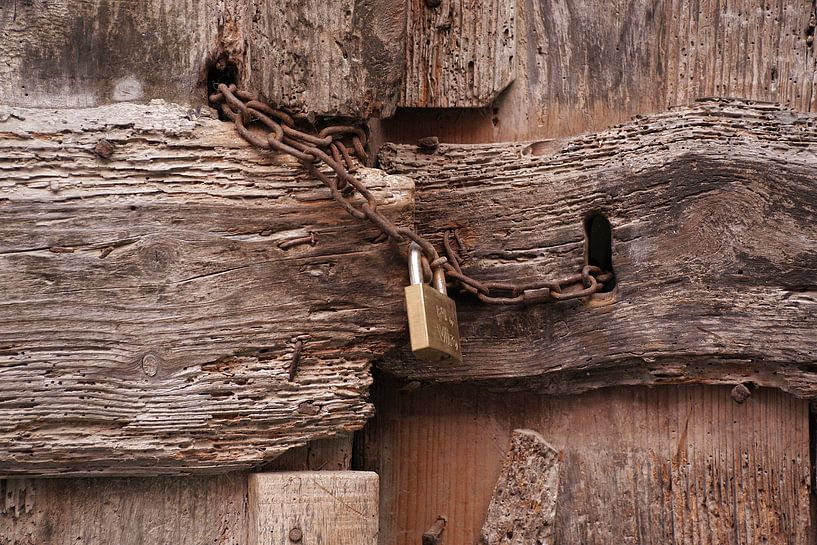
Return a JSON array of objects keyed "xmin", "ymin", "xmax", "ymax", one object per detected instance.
[
  {"xmin": 422, "ymin": 515, "xmax": 447, "ymax": 545},
  {"xmin": 94, "ymin": 138, "xmax": 115, "ymax": 159},
  {"xmin": 288, "ymin": 527, "xmax": 303, "ymax": 542},
  {"xmin": 731, "ymin": 383, "xmax": 752, "ymax": 403}
]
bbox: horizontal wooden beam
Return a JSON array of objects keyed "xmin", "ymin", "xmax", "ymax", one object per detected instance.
[
  {"xmin": 0, "ymin": 101, "xmax": 413, "ymax": 475},
  {"xmin": 378, "ymin": 99, "xmax": 817, "ymax": 397}
]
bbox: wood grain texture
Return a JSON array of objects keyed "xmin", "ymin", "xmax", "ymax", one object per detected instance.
[
  {"xmin": 378, "ymin": 99, "xmax": 817, "ymax": 397},
  {"xmin": 0, "ymin": 473, "xmax": 247, "ymax": 545},
  {"xmin": 262, "ymin": 433, "xmax": 354, "ymax": 471},
  {"xmin": 364, "ymin": 378, "xmax": 812, "ymax": 545},
  {"xmin": 0, "ymin": 0, "xmax": 222, "ymax": 108},
  {"xmin": 402, "ymin": 0, "xmax": 516, "ymax": 107},
  {"xmin": 247, "ymin": 0, "xmax": 405, "ymax": 118},
  {"xmin": 0, "ymin": 0, "xmax": 404, "ymax": 117},
  {"xmin": 0, "ymin": 101, "xmax": 413, "ymax": 475},
  {"xmin": 479, "ymin": 429, "xmax": 559, "ymax": 545},
  {"xmin": 247, "ymin": 471, "xmax": 379, "ymax": 545},
  {"xmin": 380, "ymin": 0, "xmax": 817, "ymax": 143}
]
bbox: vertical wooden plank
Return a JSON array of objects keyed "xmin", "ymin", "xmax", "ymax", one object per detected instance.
[
  {"xmin": 247, "ymin": 0, "xmax": 406, "ymax": 118},
  {"xmin": 381, "ymin": 0, "xmax": 817, "ymax": 143},
  {"xmin": 366, "ymin": 377, "xmax": 812, "ymax": 545},
  {"xmin": 402, "ymin": 0, "xmax": 516, "ymax": 107},
  {"xmin": 248, "ymin": 471, "xmax": 378, "ymax": 545},
  {"xmin": 0, "ymin": 474, "xmax": 247, "ymax": 545}
]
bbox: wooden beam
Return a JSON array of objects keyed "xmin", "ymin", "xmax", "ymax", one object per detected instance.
[
  {"xmin": 246, "ymin": 0, "xmax": 406, "ymax": 118},
  {"xmin": 381, "ymin": 0, "xmax": 817, "ymax": 143},
  {"xmin": 0, "ymin": 0, "xmax": 404, "ymax": 117},
  {"xmin": 378, "ymin": 99, "xmax": 817, "ymax": 397},
  {"xmin": 366, "ymin": 379, "xmax": 812, "ymax": 545},
  {"xmin": 402, "ymin": 0, "xmax": 516, "ymax": 108},
  {"xmin": 0, "ymin": 101, "xmax": 413, "ymax": 475},
  {"xmin": 0, "ymin": 473, "xmax": 247, "ymax": 544},
  {"xmin": 247, "ymin": 471, "xmax": 379, "ymax": 545}
]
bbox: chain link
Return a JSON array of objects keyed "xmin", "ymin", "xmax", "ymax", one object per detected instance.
[{"xmin": 209, "ymin": 84, "xmax": 612, "ymax": 304}]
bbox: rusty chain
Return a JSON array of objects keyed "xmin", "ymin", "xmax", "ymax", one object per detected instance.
[{"xmin": 209, "ymin": 83, "xmax": 612, "ymax": 304}]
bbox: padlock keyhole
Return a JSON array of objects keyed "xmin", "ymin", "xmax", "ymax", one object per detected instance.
[{"xmin": 584, "ymin": 214, "xmax": 616, "ymax": 293}]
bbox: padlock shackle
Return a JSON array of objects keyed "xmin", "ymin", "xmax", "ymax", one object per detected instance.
[
  {"xmin": 408, "ymin": 242, "xmax": 447, "ymax": 295},
  {"xmin": 408, "ymin": 243, "xmax": 424, "ymax": 285}
]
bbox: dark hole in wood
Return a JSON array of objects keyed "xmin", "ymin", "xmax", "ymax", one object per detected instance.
[
  {"xmin": 584, "ymin": 214, "xmax": 616, "ymax": 292},
  {"xmin": 205, "ymin": 59, "xmax": 238, "ymax": 120}
]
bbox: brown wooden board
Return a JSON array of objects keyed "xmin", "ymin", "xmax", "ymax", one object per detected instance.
[
  {"xmin": 380, "ymin": 0, "xmax": 817, "ymax": 143},
  {"xmin": 378, "ymin": 99, "xmax": 817, "ymax": 398},
  {"xmin": 247, "ymin": 472, "xmax": 379, "ymax": 545},
  {"xmin": 0, "ymin": 101, "xmax": 413, "ymax": 475},
  {"xmin": 0, "ymin": 0, "xmax": 404, "ymax": 118},
  {"xmin": 402, "ymin": 0, "xmax": 516, "ymax": 108},
  {"xmin": 0, "ymin": 473, "xmax": 247, "ymax": 545},
  {"xmin": 364, "ymin": 378, "xmax": 812, "ymax": 545}
]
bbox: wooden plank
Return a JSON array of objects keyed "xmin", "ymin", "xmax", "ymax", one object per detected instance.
[
  {"xmin": 364, "ymin": 378, "xmax": 812, "ymax": 545},
  {"xmin": 247, "ymin": 0, "xmax": 406, "ymax": 118},
  {"xmin": 248, "ymin": 471, "xmax": 379, "ymax": 545},
  {"xmin": 0, "ymin": 473, "xmax": 247, "ymax": 544},
  {"xmin": 0, "ymin": 0, "xmax": 222, "ymax": 108},
  {"xmin": 479, "ymin": 429, "xmax": 559, "ymax": 545},
  {"xmin": 0, "ymin": 0, "xmax": 404, "ymax": 117},
  {"xmin": 380, "ymin": 0, "xmax": 817, "ymax": 142},
  {"xmin": 378, "ymin": 99, "xmax": 817, "ymax": 397},
  {"xmin": 0, "ymin": 101, "xmax": 413, "ymax": 475},
  {"xmin": 263, "ymin": 433, "xmax": 354, "ymax": 471},
  {"xmin": 402, "ymin": 0, "xmax": 516, "ymax": 107}
]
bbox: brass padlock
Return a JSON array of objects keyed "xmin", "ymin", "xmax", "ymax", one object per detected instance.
[{"xmin": 404, "ymin": 242, "xmax": 462, "ymax": 363}]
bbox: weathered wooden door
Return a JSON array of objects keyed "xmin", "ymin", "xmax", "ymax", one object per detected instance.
[{"xmin": 2, "ymin": 0, "xmax": 816, "ymax": 544}]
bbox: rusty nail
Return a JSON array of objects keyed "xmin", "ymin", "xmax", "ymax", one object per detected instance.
[
  {"xmin": 289, "ymin": 340, "xmax": 303, "ymax": 381},
  {"xmin": 297, "ymin": 402, "xmax": 320, "ymax": 416},
  {"xmin": 400, "ymin": 380, "xmax": 421, "ymax": 392},
  {"xmin": 422, "ymin": 516, "xmax": 447, "ymax": 545},
  {"xmin": 288, "ymin": 527, "xmax": 303, "ymax": 542},
  {"xmin": 94, "ymin": 138, "xmax": 115, "ymax": 159},
  {"xmin": 731, "ymin": 383, "xmax": 752, "ymax": 403},
  {"xmin": 279, "ymin": 233, "xmax": 317, "ymax": 250},
  {"xmin": 417, "ymin": 136, "xmax": 440, "ymax": 152}
]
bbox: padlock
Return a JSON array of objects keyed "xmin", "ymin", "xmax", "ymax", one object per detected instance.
[{"xmin": 404, "ymin": 242, "xmax": 462, "ymax": 363}]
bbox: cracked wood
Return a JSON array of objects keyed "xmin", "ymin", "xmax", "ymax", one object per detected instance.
[
  {"xmin": 378, "ymin": 99, "xmax": 817, "ymax": 397},
  {"xmin": 0, "ymin": 100, "xmax": 413, "ymax": 476},
  {"xmin": 0, "ymin": 0, "xmax": 404, "ymax": 118}
]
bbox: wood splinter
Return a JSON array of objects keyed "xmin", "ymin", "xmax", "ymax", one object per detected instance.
[{"xmin": 480, "ymin": 429, "xmax": 560, "ymax": 545}]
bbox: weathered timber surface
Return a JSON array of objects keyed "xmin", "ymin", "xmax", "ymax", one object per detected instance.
[
  {"xmin": 479, "ymin": 429, "xmax": 559, "ymax": 545},
  {"xmin": 247, "ymin": 0, "xmax": 405, "ymax": 118},
  {"xmin": 380, "ymin": 0, "xmax": 817, "ymax": 142},
  {"xmin": 379, "ymin": 99, "xmax": 817, "ymax": 396},
  {"xmin": 402, "ymin": 0, "xmax": 516, "ymax": 108},
  {"xmin": 247, "ymin": 471, "xmax": 379, "ymax": 545},
  {"xmin": 0, "ymin": 101, "xmax": 413, "ymax": 475},
  {"xmin": 0, "ymin": 473, "xmax": 247, "ymax": 545},
  {"xmin": 366, "ymin": 378, "xmax": 812, "ymax": 545},
  {"xmin": 0, "ymin": 0, "xmax": 403, "ymax": 117},
  {"xmin": 262, "ymin": 433, "xmax": 354, "ymax": 471}
]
